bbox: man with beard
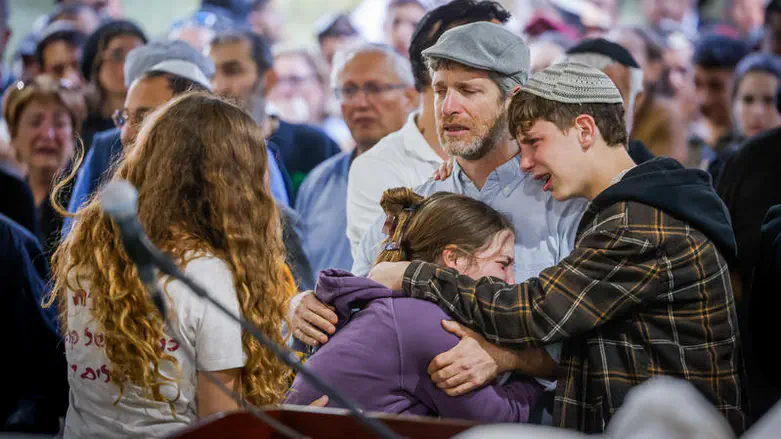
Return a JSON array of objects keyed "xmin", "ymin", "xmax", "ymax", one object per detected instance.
[
  {"xmin": 368, "ymin": 61, "xmax": 745, "ymax": 433},
  {"xmin": 346, "ymin": 0, "xmax": 511, "ymax": 256},
  {"xmin": 289, "ymin": 22, "xmax": 587, "ymax": 424},
  {"xmin": 207, "ymin": 30, "xmax": 340, "ymax": 197}
]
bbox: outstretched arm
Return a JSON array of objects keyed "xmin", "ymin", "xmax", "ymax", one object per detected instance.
[{"xmin": 374, "ymin": 228, "xmax": 659, "ymax": 348}]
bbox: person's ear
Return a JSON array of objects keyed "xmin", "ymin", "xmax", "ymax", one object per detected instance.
[
  {"xmin": 504, "ymin": 85, "xmax": 522, "ymax": 110},
  {"xmin": 634, "ymin": 90, "xmax": 646, "ymax": 115},
  {"xmin": 261, "ymin": 68, "xmax": 278, "ymax": 94},
  {"xmin": 403, "ymin": 86, "xmax": 419, "ymax": 112},
  {"xmin": 574, "ymin": 114, "xmax": 597, "ymax": 150},
  {"xmin": 440, "ymin": 245, "xmax": 463, "ymax": 270}
]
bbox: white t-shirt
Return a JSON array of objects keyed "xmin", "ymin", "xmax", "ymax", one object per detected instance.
[
  {"xmin": 346, "ymin": 111, "xmax": 444, "ymax": 257},
  {"xmin": 63, "ymin": 255, "xmax": 245, "ymax": 439}
]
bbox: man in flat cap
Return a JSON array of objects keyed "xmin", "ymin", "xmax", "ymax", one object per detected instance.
[
  {"xmin": 290, "ymin": 21, "xmax": 586, "ymax": 423},
  {"xmin": 370, "ymin": 61, "xmax": 746, "ymax": 434}
]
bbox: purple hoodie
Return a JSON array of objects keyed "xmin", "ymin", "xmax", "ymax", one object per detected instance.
[{"xmin": 283, "ymin": 269, "xmax": 541, "ymax": 423}]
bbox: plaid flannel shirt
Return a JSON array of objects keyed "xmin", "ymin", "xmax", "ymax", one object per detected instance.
[{"xmin": 401, "ymin": 200, "xmax": 745, "ymax": 433}]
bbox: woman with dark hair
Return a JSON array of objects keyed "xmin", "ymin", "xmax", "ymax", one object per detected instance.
[
  {"xmin": 80, "ymin": 20, "xmax": 147, "ymax": 150},
  {"xmin": 46, "ymin": 93, "xmax": 294, "ymax": 437},
  {"xmin": 284, "ymin": 188, "xmax": 542, "ymax": 422},
  {"xmin": 709, "ymin": 53, "xmax": 781, "ymax": 183}
]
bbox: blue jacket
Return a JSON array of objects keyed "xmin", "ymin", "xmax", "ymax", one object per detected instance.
[{"xmin": 64, "ymin": 128, "xmax": 295, "ymax": 234}]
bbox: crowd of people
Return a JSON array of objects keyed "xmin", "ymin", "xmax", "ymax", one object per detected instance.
[{"xmin": 1, "ymin": 0, "xmax": 781, "ymax": 437}]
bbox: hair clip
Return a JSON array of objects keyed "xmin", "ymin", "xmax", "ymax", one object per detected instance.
[
  {"xmin": 384, "ymin": 242, "xmax": 401, "ymax": 251},
  {"xmin": 404, "ymin": 203, "xmax": 421, "ymax": 213}
]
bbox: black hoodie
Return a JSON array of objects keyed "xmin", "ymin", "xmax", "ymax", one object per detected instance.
[{"xmin": 591, "ymin": 157, "xmax": 738, "ymax": 266}]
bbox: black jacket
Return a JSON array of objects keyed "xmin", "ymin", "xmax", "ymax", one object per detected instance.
[
  {"xmin": 0, "ymin": 214, "xmax": 67, "ymax": 433},
  {"xmin": 745, "ymin": 205, "xmax": 781, "ymax": 420},
  {"xmin": 0, "ymin": 166, "xmax": 37, "ymax": 236},
  {"xmin": 595, "ymin": 157, "xmax": 737, "ymax": 265},
  {"xmin": 716, "ymin": 127, "xmax": 781, "ymax": 293},
  {"xmin": 269, "ymin": 120, "xmax": 341, "ymax": 198}
]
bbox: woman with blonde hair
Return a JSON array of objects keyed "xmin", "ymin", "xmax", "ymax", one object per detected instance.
[
  {"xmin": 1, "ymin": 75, "xmax": 86, "ymax": 254},
  {"xmin": 47, "ymin": 92, "xmax": 293, "ymax": 438}
]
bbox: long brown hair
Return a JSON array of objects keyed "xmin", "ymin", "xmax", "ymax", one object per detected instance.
[
  {"xmin": 376, "ymin": 187, "xmax": 513, "ymax": 265},
  {"xmin": 46, "ymin": 92, "xmax": 293, "ymax": 407}
]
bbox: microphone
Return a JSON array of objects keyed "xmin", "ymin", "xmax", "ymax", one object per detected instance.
[
  {"xmin": 99, "ymin": 180, "xmax": 167, "ymax": 319},
  {"xmin": 99, "ymin": 180, "xmax": 400, "ymax": 439},
  {"xmin": 99, "ymin": 180, "xmax": 307, "ymax": 438}
]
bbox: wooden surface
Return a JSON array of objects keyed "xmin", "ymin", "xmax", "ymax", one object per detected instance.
[{"xmin": 169, "ymin": 405, "xmax": 481, "ymax": 439}]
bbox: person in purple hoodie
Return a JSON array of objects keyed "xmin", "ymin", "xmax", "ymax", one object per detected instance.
[{"xmin": 284, "ymin": 188, "xmax": 542, "ymax": 422}]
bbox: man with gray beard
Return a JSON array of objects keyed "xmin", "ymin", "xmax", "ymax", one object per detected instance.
[{"xmin": 289, "ymin": 22, "xmax": 587, "ymax": 424}]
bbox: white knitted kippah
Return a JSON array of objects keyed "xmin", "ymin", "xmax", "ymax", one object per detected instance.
[{"xmin": 522, "ymin": 60, "xmax": 623, "ymax": 104}]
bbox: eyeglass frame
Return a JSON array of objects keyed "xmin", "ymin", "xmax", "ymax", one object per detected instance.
[
  {"xmin": 333, "ymin": 82, "xmax": 409, "ymax": 103},
  {"xmin": 112, "ymin": 107, "xmax": 153, "ymax": 129}
]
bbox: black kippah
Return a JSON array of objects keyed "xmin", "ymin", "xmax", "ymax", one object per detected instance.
[{"xmin": 566, "ymin": 38, "xmax": 640, "ymax": 69}]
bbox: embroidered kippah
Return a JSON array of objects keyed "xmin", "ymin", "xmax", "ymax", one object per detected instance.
[{"xmin": 522, "ymin": 60, "xmax": 623, "ymax": 105}]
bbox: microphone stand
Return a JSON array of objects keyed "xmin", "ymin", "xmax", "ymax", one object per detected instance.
[
  {"xmin": 141, "ymin": 267, "xmax": 307, "ymax": 439},
  {"xmin": 100, "ymin": 180, "xmax": 399, "ymax": 437},
  {"xmin": 149, "ymin": 253, "xmax": 401, "ymax": 439}
]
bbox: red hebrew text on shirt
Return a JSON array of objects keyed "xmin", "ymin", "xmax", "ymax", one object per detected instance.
[
  {"xmin": 66, "ymin": 327, "xmax": 107, "ymax": 348},
  {"xmin": 72, "ymin": 364, "xmax": 112, "ymax": 383},
  {"xmin": 72, "ymin": 289, "xmax": 89, "ymax": 307},
  {"xmin": 65, "ymin": 330, "xmax": 79, "ymax": 347},
  {"xmin": 160, "ymin": 338, "xmax": 180, "ymax": 352},
  {"xmin": 80, "ymin": 367, "xmax": 97, "ymax": 380}
]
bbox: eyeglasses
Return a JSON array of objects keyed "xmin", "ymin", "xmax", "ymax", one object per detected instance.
[
  {"xmin": 334, "ymin": 82, "xmax": 408, "ymax": 102},
  {"xmin": 112, "ymin": 108, "xmax": 150, "ymax": 129},
  {"xmin": 112, "ymin": 109, "xmax": 128, "ymax": 128}
]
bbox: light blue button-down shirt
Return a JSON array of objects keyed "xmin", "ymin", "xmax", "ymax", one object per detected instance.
[
  {"xmin": 351, "ymin": 155, "xmax": 588, "ymax": 387},
  {"xmin": 295, "ymin": 150, "xmax": 354, "ymax": 277},
  {"xmin": 352, "ymin": 155, "xmax": 587, "ymax": 281}
]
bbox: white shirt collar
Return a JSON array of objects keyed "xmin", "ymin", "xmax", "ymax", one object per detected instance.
[{"xmin": 400, "ymin": 111, "xmax": 444, "ymax": 164}]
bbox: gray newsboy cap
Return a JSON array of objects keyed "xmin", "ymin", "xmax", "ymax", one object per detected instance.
[
  {"xmin": 522, "ymin": 60, "xmax": 623, "ymax": 104},
  {"xmin": 422, "ymin": 21, "xmax": 530, "ymax": 86},
  {"xmin": 124, "ymin": 40, "xmax": 215, "ymax": 90}
]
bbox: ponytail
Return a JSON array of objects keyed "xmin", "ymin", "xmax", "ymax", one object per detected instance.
[
  {"xmin": 373, "ymin": 188, "xmax": 514, "ymax": 268},
  {"xmin": 376, "ymin": 187, "xmax": 424, "ymax": 263}
]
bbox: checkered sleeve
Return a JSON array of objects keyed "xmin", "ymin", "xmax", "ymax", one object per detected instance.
[{"xmin": 402, "ymin": 226, "xmax": 662, "ymax": 348}]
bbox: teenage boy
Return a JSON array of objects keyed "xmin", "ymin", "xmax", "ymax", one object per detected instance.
[{"xmin": 369, "ymin": 61, "xmax": 745, "ymax": 434}]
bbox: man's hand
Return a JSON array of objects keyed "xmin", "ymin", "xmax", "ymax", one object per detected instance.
[
  {"xmin": 429, "ymin": 321, "xmax": 518, "ymax": 397},
  {"xmin": 432, "ymin": 159, "xmax": 454, "ymax": 181},
  {"xmin": 289, "ymin": 291, "xmax": 338, "ymax": 347},
  {"xmin": 309, "ymin": 395, "xmax": 329, "ymax": 407},
  {"xmin": 367, "ymin": 261, "xmax": 410, "ymax": 291}
]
